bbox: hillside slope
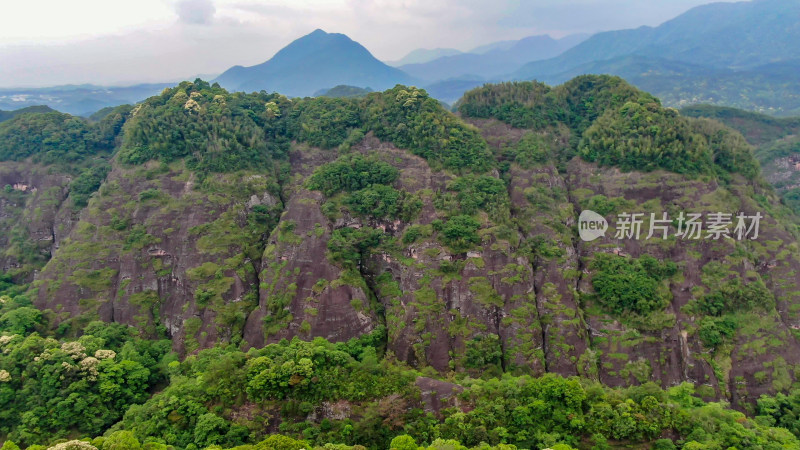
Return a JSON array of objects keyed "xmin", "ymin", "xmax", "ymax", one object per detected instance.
[{"xmin": 8, "ymin": 76, "xmax": 800, "ymax": 394}]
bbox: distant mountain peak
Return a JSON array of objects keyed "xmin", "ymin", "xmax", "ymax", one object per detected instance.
[{"xmin": 214, "ymin": 30, "xmax": 415, "ymax": 97}]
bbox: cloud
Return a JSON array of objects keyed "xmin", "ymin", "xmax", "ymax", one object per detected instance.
[
  {"xmin": 0, "ymin": 0, "xmax": 736, "ymax": 87},
  {"xmin": 176, "ymin": 0, "xmax": 217, "ymax": 25}
]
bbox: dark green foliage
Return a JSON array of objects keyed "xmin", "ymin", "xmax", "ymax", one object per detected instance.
[
  {"xmin": 691, "ymin": 118, "xmax": 760, "ymax": 180},
  {"xmin": 438, "ymin": 175, "xmax": 509, "ymax": 222},
  {"xmin": 70, "ymin": 163, "xmax": 111, "ymax": 208},
  {"xmin": 245, "ymin": 203, "xmax": 283, "ymax": 260},
  {"xmin": 579, "ymin": 100, "xmax": 715, "ymax": 176},
  {"xmin": 0, "ymin": 306, "xmax": 42, "ymax": 334},
  {"xmin": 653, "ymin": 439, "xmax": 677, "ymax": 450},
  {"xmin": 193, "ymin": 413, "xmax": 230, "ymax": 447},
  {"xmin": 345, "ymin": 185, "xmax": 401, "ymax": 218},
  {"xmin": 83, "ymin": 321, "xmax": 135, "ymax": 350},
  {"xmin": 552, "ymin": 75, "xmax": 656, "ymax": 136},
  {"xmin": 510, "ymin": 131, "xmax": 549, "ymax": 168},
  {"xmin": 117, "ymin": 80, "xmax": 291, "ymax": 174},
  {"xmin": 118, "ymin": 82, "xmax": 493, "ymax": 175},
  {"xmin": 327, "ymin": 227, "xmax": 385, "ymax": 269},
  {"xmin": 0, "ymin": 105, "xmax": 55, "ymax": 123},
  {"xmin": 92, "ymin": 105, "xmax": 134, "ymax": 147},
  {"xmin": 460, "ymin": 76, "xmax": 760, "ymax": 179},
  {"xmin": 696, "ymin": 316, "xmax": 737, "ymax": 350},
  {"xmin": 582, "ymin": 195, "xmax": 634, "ymax": 217},
  {"xmin": 0, "ymin": 112, "xmax": 113, "ymax": 169},
  {"xmin": 695, "ymin": 279, "xmax": 775, "ymax": 316},
  {"xmin": 785, "ymin": 188, "xmax": 800, "ymax": 215},
  {"xmin": 318, "ymin": 85, "xmax": 374, "ymax": 99},
  {"xmin": 308, "ymin": 154, "xmax": 421, "ymax": 221},
  {"xmin": 520, "ymin": 235, "xmax": 565, "ymax": 264},
  {"xmin": 345, "ymin": 185, "xmax": 421, "ymax": 221},
  {"xmin": 119, "ymin": 338, "xmax": 410, "ymax": 448},
  {"xmin": 401, "ymin": 225, "xmax": 431, "ymax": 245},
  {"xmin": 288, "ymin": 97, "xmax": 362, "ymax": 148},
  {"xmin": 364, "ymin": 86, "xmax": 494, "ymax": 173},
  {"xmin": 590, "ymin": 254, "xmax": 677, "ymax": 316},
  {"xmin": 2, "ymin": 329, "xmax": 798, "ymax": 449},
  {"xmin": 102, "ymin": 430, "xmax": 142, "ymax": 450},
  {"xmin": 435, "ymin": 215, "xmax": 481, "ymax": 253},
  {"xmin": 0, "ymin": 328, "xmax": 171, "ymax": 446},
  {"xmin": 307, "ymin": 154, "xmax": 399, "ymax": 197},
  {"xmin": 456, "ymin": 81, "xmax": 554, "ymax": 129},
  {"xmin": 0, "ymin": 272, "xmax": 24, "ymax": 297},
  {"xmin": 464, "ymin": 334, "xmax": 503, "ymax": 369},
  {"xmin": 757, "ymin": 389, "xmax": 800, "ymax": 439},
  {"xmin": 246, "ymin": 338, "xmax": 408, "ymax": 403},
  {"xmin": 458, "ymin": 76, "xmax": 648, "ymax": 134}
]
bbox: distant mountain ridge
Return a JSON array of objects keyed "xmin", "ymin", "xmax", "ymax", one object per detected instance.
[
  {"xmin": 0, "ymin": 83, "xmax": 171, "ymax": 117},
  {"xmin": 386, "ymin": 48, "xmax": 463, "ymax": 66},
  {"xmin": 515, "ymin": 0, "xmax": 800, "ymax": 78},
  {"xmin": 498, "ymin": 0, "xmax": 800, "ymax": 116},
  {"xmin": 215, "ymin": 29, "xmax": 416, "ymax": 97},
  {"xmin": 400, "ymin": 33, "xmax": 588, "ymax": 82},
  {"xmin": 4, "ymin": 0, "xmax": 799, "ymax": 117}
]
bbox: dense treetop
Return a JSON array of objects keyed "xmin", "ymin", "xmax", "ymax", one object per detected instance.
[
  {"xmin": 0, "ymin": 112, "xmax": 112, "ymax": 168},
  {"xmin": 459, "ymin": 75, "xmax": 761, "ymax": 179},
  {"xmin": 317, "ymin": 85, "xmax": 374, "ymax": 99},
  {"xmin": 364, "ymin": 86, "xmax": 494, "ymax": 172},
  {"xmin": 117, "ymin": 80, "xmax": 293, "ymax": 174},
  {"xmin": 0, "ymin": 106, "xmax": 56, "ymax": 123}
]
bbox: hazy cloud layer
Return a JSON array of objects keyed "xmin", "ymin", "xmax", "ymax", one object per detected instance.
[
  {"xmin": 176, "ymin": 0, "xmax": 217, "ymax": 24},
  {"xmin": 0, "ymin": 0, "xmax": 747, "ymax": 87}
]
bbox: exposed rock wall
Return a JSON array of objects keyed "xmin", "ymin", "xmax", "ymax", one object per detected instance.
[{"xmin": 27, "ymin": 122, "xmax": 800, "ymax": 408}]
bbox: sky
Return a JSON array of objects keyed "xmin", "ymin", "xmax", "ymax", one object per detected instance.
[{"xmin": 0, "ymin": 0, "xmax": 747, "ymax": 87}]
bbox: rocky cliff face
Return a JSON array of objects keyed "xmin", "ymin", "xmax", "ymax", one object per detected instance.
[
  {"xmin": 0, "ymin": 163, "xmax": 75, "ymax": 281},
  {"xmin": 32, "ymin": 160, "xmax": 284, "ymax": 353},
  {"xmin": 242, "ymin": 144, "xmax": 379, "ymax": 348},
  {"xmin": 6, "ymin": 77, "xmax": 800, "ymax": 408}
]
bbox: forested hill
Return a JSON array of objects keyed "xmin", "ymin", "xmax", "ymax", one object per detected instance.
[
  {"xmin": 0, "ymin": 106, "xmax": 55, "ymax": 123},
  {"xmin": 2, "ymin": 77, "xmax": 800, "ymax": 449}
]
